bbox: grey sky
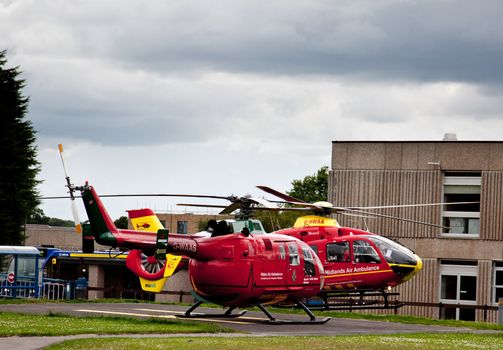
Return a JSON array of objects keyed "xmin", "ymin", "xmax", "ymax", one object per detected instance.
[{"xmin": 1, "ymin": 0, "xmax": 503, "ymax": 220}]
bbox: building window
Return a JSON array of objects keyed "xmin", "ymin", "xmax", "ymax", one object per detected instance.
[
  {"xmin": 159, "ymin": 220, "xmax": 166, "ymax": 229},
  {"xmin": 176, "ymin": 221, "xmax": 188, "ymax": 234},
  {"xmin": 442, "ymin": 173, "xmax": 480, "ymax": 236},
  {"xmin": 493, "ymin": 262, "xmax": 503, "ymax": 304},
  {"xmin": 439, "ymin": 262, "xmax": 478, "ymax": 321}
]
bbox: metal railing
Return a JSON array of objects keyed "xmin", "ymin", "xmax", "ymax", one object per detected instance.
[
  {"xmin": 42, "ymin": 281, "xmax": 67, "ymax": 300},
  {"xmin": 403, "ymin": 301, "xmax": 498, "ymax": 322},
  {"xmin": 0, "ymin": 279, "xmax": 37, "ymax": 298}
]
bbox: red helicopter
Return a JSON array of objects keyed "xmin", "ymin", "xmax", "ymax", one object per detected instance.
[
  {"xmin": 98, "ymin": 188, "xmax": 460, "ymax": 312},
  {"xmin": 72, "ymin": 181, "xmax": 329, "ymax": 324},
  {"xmin": 251, "ymin": 186, "xmax": 477, "ymax": 309},
  {"xmin": 172, "ymin": 185, "xmax": 472, "ymax": 310}
]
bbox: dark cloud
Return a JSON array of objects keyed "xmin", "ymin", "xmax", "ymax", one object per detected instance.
[
  {"xmin": 3, "ymin": 1, "xmax": 503, "ymax": 84},
  {"xmin": 75, "ymin": 1, "xmax": 502, "ymax": 84},
  {"xmin": 3, "ymin": 0, "xmax": 503, "ymax": 148}
]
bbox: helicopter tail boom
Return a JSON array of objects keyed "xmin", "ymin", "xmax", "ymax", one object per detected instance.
[
  {"xmin": 80, "ymin": 183, "xmax": 118, "ymax": 246},
  {"xmin": 79, "ymin": 184, "xmax": 158, "ymax": 254}
]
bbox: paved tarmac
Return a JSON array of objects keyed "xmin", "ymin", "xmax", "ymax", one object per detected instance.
[{"xmin": 0, "ymin": 302, "xmax": 498, "ymax": 349}]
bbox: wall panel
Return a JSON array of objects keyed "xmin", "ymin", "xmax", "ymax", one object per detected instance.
[
  {"xmin": 330, "ymin": 170, "xmax": 442, "ymax": 238},
  {"xmin": 480, "ymin": 172, "xmax": 503, "ymax": 240}
]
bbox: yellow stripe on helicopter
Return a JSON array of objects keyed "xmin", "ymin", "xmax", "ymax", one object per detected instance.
[{"xmin": 293, "ymin": 215, "xmax": 339, "ymax": 228}]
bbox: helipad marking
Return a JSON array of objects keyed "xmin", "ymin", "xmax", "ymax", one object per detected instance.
[
  {"xmin": 133, "ymin": 308, "xmax": 184, "ymax": 315},
  {"xmin": 75, "ymin": 309, "xmax": 176, "ymax": 319},
  {"xmin": 134, "ymin": 308, "xmax": 269, "ymax": 322},
  {"xmin": 75, "ymin": 309, "xmax": 253, "ymax": 325}
]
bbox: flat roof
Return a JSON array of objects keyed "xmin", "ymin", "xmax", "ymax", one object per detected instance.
[
  {"xmin": 332, "ymin": 140, "xmax": 503, "ymax": 144},
  {"xmin": 0, "ymin": 246, "xmax": 40, "ymax": 255}
]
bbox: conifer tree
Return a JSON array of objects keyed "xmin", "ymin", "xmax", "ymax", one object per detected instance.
[{"xmin": 0, "ymin": 50, "xmax": 40, "ymax": 245}]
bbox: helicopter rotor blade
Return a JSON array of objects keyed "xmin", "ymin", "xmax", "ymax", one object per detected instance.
[
  {"xmin": 219, "ymin": 202, "xmax": 242, "ymax": 215},
  {"xmin": 249, "ymin": 196, "xmax": 278, "ymax": 209},
  {"xmin": 177, "ymin": 203, "xmax": 228, "ymax": 209},
  {"xmin": 346, "ymin": 201, "xmax": 480, "ymax": 210},
  {"xmin": 333, "ymin": 207, "xmax": 451, "ymax": 230},
  {"xmin": 58, "ymin": 144, "xmax": 82, "ymax": 234},
  {"xmin": 256, "ymin": 185, "xmax": 305, "ymax": 203},
  {"xmin": 40, "ymin": 193, "xmax": 232, "ymax": 200}
]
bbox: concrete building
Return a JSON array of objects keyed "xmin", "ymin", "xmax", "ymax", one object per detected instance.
[
  {"xmin": 329, "ymin": 139, "xmax": 503, "ymax": 322},
  {"xmin": 25, "ymin": 224, "xmax": 105, "ymax": 251}
]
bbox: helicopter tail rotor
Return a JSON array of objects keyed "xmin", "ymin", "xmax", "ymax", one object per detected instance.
[{"xmin": 58, "ymin": 144, "xmax": 82, "ymax": 234}]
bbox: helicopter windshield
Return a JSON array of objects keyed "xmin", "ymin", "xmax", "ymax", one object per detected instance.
[
  {"xmin": 229, "ymin": 220, "xmax": 266, "ymax": 235},
  {"xmin": 302, "ymin": 246, "xmax": 316, "ymax": 276},
  {"xmin": 368, "ymin": 236, "xmax": 418, "ymax": 265}
]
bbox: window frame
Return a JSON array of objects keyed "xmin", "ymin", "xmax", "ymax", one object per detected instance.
[
  {"xmin": 441, "ymin": 174, "xmax": 481, "ymax": 238},
  {"xmin": 176, "ymin": 220, "xmax": 188, "ymax": 234},
  {"xmin": 492, "ymin": 263, "xmax": 503, "ymax": 305}
]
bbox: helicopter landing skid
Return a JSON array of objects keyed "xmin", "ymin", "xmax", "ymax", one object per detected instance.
[
  {"xmin": 309, "ymin": 289, "xmax": 404, "ymax": 311},
  {"xmin": 257, "ymin": 301, "xmax": 331, "ymax": 325},
  {"xmin": 179, "ymin": 300, "xmax": 248, "ymax": 318}
]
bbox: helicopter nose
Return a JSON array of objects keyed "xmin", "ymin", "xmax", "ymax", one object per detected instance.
[
  {"xmin": 389, "ymin": 254, "xmax": 423, "ymax": 284},
  {"xmin": 414, "ymin": 255, "xmax": 423, "ymax": 273},
  {"xmin": 404, "ymin": 254, "xmax": 423, "ymax": 281}
]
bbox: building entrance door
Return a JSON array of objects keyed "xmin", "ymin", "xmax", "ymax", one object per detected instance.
[{"xmin": 440, "ymin": 263, "xmax": 477, "ymax": 321}]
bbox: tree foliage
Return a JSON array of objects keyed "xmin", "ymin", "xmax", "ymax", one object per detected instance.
[
  {"xmin": 287, "ymin": 166, "xmax": 329, "ymax": 203},
  {"xmin": 114, "ymin": 216, "xmax": 129, "ymax": 229},
  {"xmin": 256, "ymin": 166, "xmax": 329, "ymax": 231},
  {"xmin": 0, "ymin": 50, "xmax": 40, "ymax": 245},
  {"xmin": 27, "ymin": 208, "xmax": 75, "ymax": 227}
]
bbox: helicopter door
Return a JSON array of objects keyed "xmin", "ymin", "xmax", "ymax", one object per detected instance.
[
  {"xmin": 254, "ymin": 240, "xmax": 287, "ymax": 287},
  {"xmin": 323, "ymin": 241, "xmax": 353, "ymax": 286},
  {"xmin": 286, "ymin": 242, "xmax": 301, "ymax": 285}
]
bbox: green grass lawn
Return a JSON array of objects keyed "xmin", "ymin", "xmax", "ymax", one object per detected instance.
[
  {"xmin": 0, "ymin": 311, "xmax": 231, "ymax": 336},
  {"xmin": 261, "ymin": 305, "xmax": 503, "ymax": 331},
  {"xmin": 312, "ymin": 310, "xmax": 503, "ymax": 331},
  {"xmin": 1, "ymin": 298, "xmax": 502, "ymax": 331},
  {"xmin": 45, "ymin": 334, "xmax": 503, "ymax": 350}
]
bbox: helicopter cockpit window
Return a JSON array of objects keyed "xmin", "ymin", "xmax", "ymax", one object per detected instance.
[
  {"xmin": 229, "ymin": 220, "xmax": 266, "ymax": 235},
  {"xmin": 252, "ymin": 222, "xmax": 265, "ymax": 233},
  {"xmin": 326, "ymin": 242, "xmax": 350, "ymax": 262},
  {"xmin": 353, "ymin": 240, "xmax": 381, "ymax": 264},
  {"xmin": 302, "ymin": 247, "xmax": 316, "ymax": 276},
  {"xmin": 288, "ymin": 243, "xmax": 300, "ymax": 266},
  {"xmin": 278, "ymin": 244, "xmax": 286, "ymax": 260},
  {"xmin": 368, "ymin": 236, "xmax": 418, "ymax": 265}
]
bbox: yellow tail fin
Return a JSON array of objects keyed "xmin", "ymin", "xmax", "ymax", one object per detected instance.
[{"xmin": 128, "ymin": 209, "xmax": 182, "ymax": 292}]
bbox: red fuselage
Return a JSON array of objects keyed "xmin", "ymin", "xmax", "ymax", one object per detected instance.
[
  {"xmin": 274, "ymin": 225, "xmax": 422, "ymax": 291},
  {"xmin": 177, "ymin": 233, "xmax": 324, "ymax": 307}
]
